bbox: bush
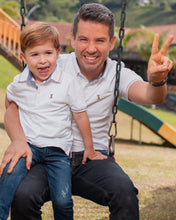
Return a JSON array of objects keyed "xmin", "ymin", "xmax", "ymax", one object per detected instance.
[{"xmin": 170, "ymin": 3, "xmax": 176, "ymax": 10}]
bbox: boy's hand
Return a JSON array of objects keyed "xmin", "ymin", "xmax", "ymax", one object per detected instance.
[
  {"xmin": 0, "ymin": 141, "xmax": 32, "ymax": 176},
  {"xmin": 82, "ymin": 149, "xmax": 107, "ymax": 164}
]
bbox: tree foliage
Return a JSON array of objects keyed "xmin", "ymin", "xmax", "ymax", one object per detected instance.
[
  {"xmin": 1, "ymin": 1, "xmax": 20, "ymax": 18},
  {"xmin": 1, "ymin": 0, "xmax": 176, "ymax": 26}
]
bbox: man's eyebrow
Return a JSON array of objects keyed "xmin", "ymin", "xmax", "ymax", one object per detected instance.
[
  {"xmin": 77, "ymin": 35, "xmax": 107, "ymax": 40},
  {"xmin": 77, "ymin": 35, "xmax": 87, "ymax": 38},
  {"xmin": 96, "ymin": 37, "xmax": 107, "ymax": 40}
]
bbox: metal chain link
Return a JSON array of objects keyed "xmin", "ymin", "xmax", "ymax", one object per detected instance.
[
  {"xmin": 20, "ymin": 0, "xmax": 26, "ymax": 69},
  {"xmin": 20, "ymin": 0, "xmax": 26, "ymax": 30},
  {"xmin": 109, "ymin": 0, "xmax": 127, "ymax": 157}
]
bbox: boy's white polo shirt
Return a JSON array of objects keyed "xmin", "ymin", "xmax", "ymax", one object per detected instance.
[
  {"xmin": 58, "ymin": 53, "xmax": 143, "ymax": 153},
  {"xmin": 6, "ymin": 64, "xmax": 87, "ymax": 155}
]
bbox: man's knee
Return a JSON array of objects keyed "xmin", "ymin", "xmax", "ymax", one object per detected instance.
[
  {"xmin": 111, "ymin": 176, "xmax": 138, "ymax": 203},
  {"xmin": 108, "ymin": 179, "xmax": 139, "ymax": 220}
]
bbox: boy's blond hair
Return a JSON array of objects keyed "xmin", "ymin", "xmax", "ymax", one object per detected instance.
[{"xmin": 20, "ymin": 22, "xmax": 60, "ymax": 52}]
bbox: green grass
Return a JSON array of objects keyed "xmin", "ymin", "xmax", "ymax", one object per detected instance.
[{"xmin": 0, "ymin": 55, "xmax": 20, "ymax": 90}]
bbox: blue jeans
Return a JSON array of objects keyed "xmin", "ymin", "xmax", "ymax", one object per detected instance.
[
  {"xmin": 11, "ymin": 150, "xmax": 139, "ymax": 220},
  {"xmin": 0, "ymin": 144, "xmax": 73, "ymax": 220}
]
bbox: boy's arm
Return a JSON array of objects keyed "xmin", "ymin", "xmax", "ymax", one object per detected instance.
[
  {"xmin": 73, "ymin": 111, "xmax": 107, "ymax": 164},
  {"xmin": 0, "ymin": 98, "xmax": 32, "ymax": 175}
]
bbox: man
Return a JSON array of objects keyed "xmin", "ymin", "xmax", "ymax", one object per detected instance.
[{"xmin": 0, "ymin": 3, "xmax": 174, "ymax": 220}]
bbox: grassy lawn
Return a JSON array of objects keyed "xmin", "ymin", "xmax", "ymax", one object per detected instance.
[
  {"xmin": 0, "ymin": 56, "xmax": 20, "ymax": 91},
  {"xmin": 0, "ymin": 56, "xmax": 176, "ymax": 219}
]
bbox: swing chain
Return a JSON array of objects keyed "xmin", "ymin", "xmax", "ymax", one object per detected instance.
[
  {"xmin": 109, "ymin": 0, "xmax": 127, "ymax": 157},
  {"xmin": 20, "ymin": 0, "xmax": 26, "ymax": 69},
  {"xmin": 20, "ymin": 0, "xmax": 26, "ymax": 31}
]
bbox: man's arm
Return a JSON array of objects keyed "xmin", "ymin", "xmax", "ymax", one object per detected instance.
[
  {"xmin": 73, "ymin": 111, "xmax": 107, "ymax": 164},
  {"xmin": 0, "ymin": 99, "xmax": 32, "ymax": 175},
  {"xmin": 128, "ymin": 34, "xmax": 174, "ymax": 104}
]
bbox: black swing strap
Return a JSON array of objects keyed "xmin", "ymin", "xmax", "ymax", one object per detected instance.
[{"xmin": 108, "ymin": 0, "xmax": 127, "ymax": 157}]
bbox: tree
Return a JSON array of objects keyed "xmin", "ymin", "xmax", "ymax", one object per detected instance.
[
  {"xmin": 122, "ymin": 26, "xmax": 169, "ymax": 61},
  {"xmin": 170, "ymin": 3, "xmax": 176, "ymax": 10},
  {"xmin": 1, "ymin": 1, "xmax": 20, "ymax": 19}
]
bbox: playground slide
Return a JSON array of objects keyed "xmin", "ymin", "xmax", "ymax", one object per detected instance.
[{"xmin": 118, "ymin": 98, "xmax": 176, "ymax": 147}]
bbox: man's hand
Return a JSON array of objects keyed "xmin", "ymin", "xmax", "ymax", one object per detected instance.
[
  {"xmin": 0, "ymin": 141, "xmax": 32, "ymax": 176},
  {"xmin": 147, "ymin": 34, "xmax": 174, "ymax": 83},
  {"xmin": 82, "ymin": 149, "xmax": 107, "ymax": 164}
]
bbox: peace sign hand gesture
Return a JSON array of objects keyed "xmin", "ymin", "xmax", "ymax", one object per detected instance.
[{"xmin": 147, "ymin": 34, "xmax": 174, "ymax": 84}]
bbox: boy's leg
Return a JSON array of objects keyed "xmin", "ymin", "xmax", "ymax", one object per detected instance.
[
  {"xmin": 11, "ymin": 144, "xmax": 49, "ymax": 220},
  {"xmin": 72, "ymin": 151, "xmax": 139, "ymax": 220},
  {"xmin": 11, "ymin": 164, "xmax": 50, "ymax": 220},
  {"xmin": 44, "ymin": 147, "xmax": 73, "ymax": 220},
  {"xmin": 0, "ymin": 157, "xmax": 28, "ymax": 220}
]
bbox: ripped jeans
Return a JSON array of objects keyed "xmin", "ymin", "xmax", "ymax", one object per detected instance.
[{"xmin": 0, "ymin": 144, "xmax": 73, "ymax": 220}]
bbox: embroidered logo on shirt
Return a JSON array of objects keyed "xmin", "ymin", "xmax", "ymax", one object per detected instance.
[
  {"xmin": 49, "ymin": 94, "xmax": 53, "ymax": 99},
  {"xmin": 97, "ymin": 95, "xmax": 100, "ymax": 101}
]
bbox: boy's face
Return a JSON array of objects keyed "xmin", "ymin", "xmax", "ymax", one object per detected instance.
[
  {"xmin": 71, "ymin": 19, "xmax": 116, "ymax": 80},
  {"xmin": 21, "ymin": 40, "xmax": 60, "ymax": 84}
]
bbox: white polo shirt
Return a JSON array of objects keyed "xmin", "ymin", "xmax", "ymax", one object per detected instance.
[
  {"xmin": 6, "ymin": 64, "xmax": 87, "ymax": 155},
  {"xmin": 57, "ymin": 53, "xmax": 143, "ymax": 152}
]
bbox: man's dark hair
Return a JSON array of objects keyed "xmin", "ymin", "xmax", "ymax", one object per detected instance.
[{"xmin": 72, "ymin": 3, "xmax": 115, "ymax": 39}]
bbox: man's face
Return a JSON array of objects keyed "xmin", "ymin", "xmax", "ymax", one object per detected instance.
[{"xmin": 71, "ymin": 19, "xmax": 116, "ymax": 80}]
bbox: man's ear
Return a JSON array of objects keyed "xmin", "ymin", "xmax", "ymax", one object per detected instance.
[
  {"xmin": 70, "ymin": 33, "xmax": 75, "ymax": 49},
  {"xmin": 109, "ymin": 36, "xmax": 117, "ymax": 51}
]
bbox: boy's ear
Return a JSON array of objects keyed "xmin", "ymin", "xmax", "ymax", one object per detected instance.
[
  {"xmin": 56, "ymin": 48, "xmax": 61, "ymax": 58},
  {"xmin": 20, "ymin": 52, "xmax": 27, "ymax": 64}
]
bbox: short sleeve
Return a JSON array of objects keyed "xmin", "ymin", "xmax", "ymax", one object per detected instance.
[
  {"xmin": 119, "ymin": 67, "xmax": 143, "ymax": 100},
  {"xmin": 6, "ymin": 74, "xmax": 21, "ymax": 103}
]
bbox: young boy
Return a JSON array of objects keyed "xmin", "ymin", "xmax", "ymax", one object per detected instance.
[{"xmin": 0, "ymin": 22, "xmax": 106, "ymax": 220}]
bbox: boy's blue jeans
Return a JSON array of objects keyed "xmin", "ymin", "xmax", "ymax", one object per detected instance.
[{"xmin": 0, "ymin": 144, "xmax": 73, "ymax": 220}]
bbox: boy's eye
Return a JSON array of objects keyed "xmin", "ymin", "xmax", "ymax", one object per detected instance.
[
  {"xmin": 46, "ymin": 51, "xmax": 52, "ymax": 54},
  {"xmin": 31, "ymin": 53, "xmax": 38, "ymax": 56}
]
